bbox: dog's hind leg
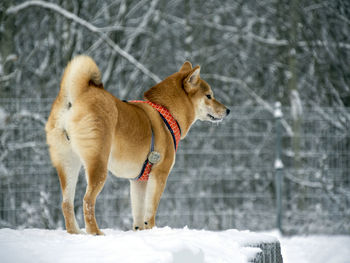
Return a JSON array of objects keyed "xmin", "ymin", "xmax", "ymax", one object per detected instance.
[
  {"xmin": 59, "ymin": 153, "xmax": 82, "ymax": 234},
  {"xmin": 82, "ymin": 159, "xmax": 108, "ymax": 235},
  {"xmin": 130, "ymin": 180, "xmax": 147, "ymax": 230},
  {"xmin": 66, "ymin": 95, "xmax": 117, "ymax": 235},
  {"xmin": 70, "ymin": 117, "xmax": 112, "ymax": 235},
  {"xmin": 49, "ymin": 140, "xmax": 82, "ymax": 234}
]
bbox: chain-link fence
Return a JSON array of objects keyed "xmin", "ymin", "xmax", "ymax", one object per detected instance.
[{"xmin": 0, "ymin": 98, "xmax": 349, "ymax": 235}]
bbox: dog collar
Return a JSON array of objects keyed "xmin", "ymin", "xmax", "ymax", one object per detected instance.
[{"xmin": 129, "ymin": 100, "xmax": 182, "ymax": 181}]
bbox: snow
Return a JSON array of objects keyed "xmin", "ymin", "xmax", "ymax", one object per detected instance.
[
  {"xmin": 290, "ymin": 90, "xmax": 303, "ymax": 120},
  {"xmin": 281, "ymin": 236, "xmax": 350, "ymax": 263},
  {"xmin": 274, "ymin": 159, "xmax": 284, "ymax": 169},
  {"xmin": 0, "ymin": 228, "xmax": 349, "ymax": 263},
  {"xmin": 274, "ymin": 102, "xmax": 283, "ymax": 118},
  {"xmin": 0, "ymin": 107, "xmax": 7, "ymax": 128},
  {"xmin": 0, "ymin": 227, "xmax": 275, "ymax": 263},
  {"xmin": 261, "ymin": 230, "xmax": 350, "ymax": 263}
]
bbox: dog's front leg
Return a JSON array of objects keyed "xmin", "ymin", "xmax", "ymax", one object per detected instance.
[
  {"xmin": 130, "ymin": 180, "xmax": 147, "ymax": 230},
  {"xmin": 143, "ymin": 173, "xmax": 168, "ymax": 229}
]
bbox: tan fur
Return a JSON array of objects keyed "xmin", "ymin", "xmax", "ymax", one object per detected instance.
[{"xmin": 45, "ymin": 55, "xmax": 229, "ymax": 234}]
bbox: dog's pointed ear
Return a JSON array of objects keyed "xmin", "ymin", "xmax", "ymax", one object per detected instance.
[
  {"xmin": 185, "ymin": 66, "xmax": 200, "ymax": 85},
  {"xmin": 179, "ymin": 61, "xmax": 192, "ymax": 72},
  {"xmin": 183, "ymin": 66, "xmax": 200, "ymax": 93}
]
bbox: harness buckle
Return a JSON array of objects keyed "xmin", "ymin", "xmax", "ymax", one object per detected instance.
[{"xmin": 148, "ymin": 151, "xmax": 161, "ymax": 164}]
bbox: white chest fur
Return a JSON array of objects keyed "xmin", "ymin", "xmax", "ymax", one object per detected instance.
[{"xmin": 107, "ymin": 156, "xmax": 142, "ymax": 179}]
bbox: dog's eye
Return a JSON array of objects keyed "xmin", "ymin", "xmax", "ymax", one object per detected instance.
[{"xmin": 206, "ymin": 94, "xmax": 212, "ymax": 99}]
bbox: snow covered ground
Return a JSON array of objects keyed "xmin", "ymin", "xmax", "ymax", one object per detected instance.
[
  {"xmin": 0, "ymin": 227, "xmax": 349, "ymax": 263},
  {"xmin": 265, "ymin": 231, "xmax": 350, "ymax": 263}
]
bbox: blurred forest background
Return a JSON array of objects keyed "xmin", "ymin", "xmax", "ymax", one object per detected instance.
[{"xmin": 0, "ymin": 0, "xmax": 349, "ymax": 235}]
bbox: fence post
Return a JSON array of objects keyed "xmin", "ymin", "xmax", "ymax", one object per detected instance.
[{"xmin": 274, "ymin": 102, "xmax": 284, "ymax": 233}]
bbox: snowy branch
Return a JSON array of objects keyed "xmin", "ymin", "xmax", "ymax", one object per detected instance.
[
  {"xmin": 12, "ymin": 110, "xmax": 46, "ymax": 126},
  {"xmin": 96, "ymin": 25, "xmax": 151, "ymax": 34},
  {"xmin": 158, "ymin": 11, "xmax": 350, "ymax": 50},
  {"xmin": 0, "ymin": 71, "xmax": 17, "ymax": 82},
  {"xmin": 124, "ymin": 0, "xmax": 159, "ymax": 52},
  {"xmin": 6, "ymin": 0, "xmax": 161, "ymax": 83},
  {"xmin": 8, "ymin": 141, "xmax": 39, "ymax": 151},
  {"xmin": 309, "ymin": 102, "xmax": 347, "ymax": 132},
  {"xmin": 103, "ymin": 0, "xmax": 159, "ymax": 86},
  {"xmin": 247, "ymin": 33, "xmax": 288, "ymax": 46},
  {"xmin": 298, "ymin": 40, "xmax": 350, "ymax": 50},
  {"xmin": 284, "ymin": 171, "xmax": 322, "ymax": 188},
  {"xmin": 247, "ymin": 35, "xmax": 350, "ymax": 50}
]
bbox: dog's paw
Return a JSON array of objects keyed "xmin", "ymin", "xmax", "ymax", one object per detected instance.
[
  {"xmin": 67, "ymin": 228, "xmax": 86, "ymax": 235},
  {"xmin": 95, "ymin": 230, "xmax": 105, "ymax": 236},
  {"xmin": 133, "ymin": 225, "xmax": 145, "ymax": 231},
  {"xmin": 133, "ymin": 220, "xmax": 155, "ymax": 231},
  {"xmin": 144, "ymin": 219, "xmax": 155, "ymax": 230},
  {"xmin": 87, "ymin": 228, "xmax": 105, "ymax": 236}
]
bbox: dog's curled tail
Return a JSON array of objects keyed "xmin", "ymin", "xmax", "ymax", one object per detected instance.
[{"xmin": 60, "ymin": 55, "xmax": 103, "ymax": 104}]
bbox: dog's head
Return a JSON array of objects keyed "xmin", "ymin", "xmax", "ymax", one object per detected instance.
[
  {"xmin": 144, "ymin": 61, "xmax": 230, "ymax": 124},
  {"xmin": 179, "ymin": 61, "xmax": 230, "ymax": 123}
]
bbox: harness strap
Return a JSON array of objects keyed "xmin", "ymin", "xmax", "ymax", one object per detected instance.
[
  {"xmin": 130, "ymin": 100, "xmax": 181, "ymax": 151},
  {"xmin": 133, "ymin": 131, "xmax": 154, "ymax": 181},
  {"xmin": 127, "ymin": 100, "xmax": 182, "ymax": 181}
]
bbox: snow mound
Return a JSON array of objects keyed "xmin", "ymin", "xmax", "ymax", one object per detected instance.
[
  {"xmin": 261, "ymin": 230, "xmax": 350, "ymax": 263},
  {"xmin": 0, "ymin": 227, "xmax": 277, "ymax": 263}
]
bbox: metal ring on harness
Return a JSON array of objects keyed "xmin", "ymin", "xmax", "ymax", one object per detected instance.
[{"xmin": 133, "ymin": 129, "xmax": 160, "ymax": 181}]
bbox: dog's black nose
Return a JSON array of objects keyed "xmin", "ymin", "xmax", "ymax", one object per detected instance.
[{"xmin": 226, "ymin": 108, "xmax": 231, "ymax": 116}]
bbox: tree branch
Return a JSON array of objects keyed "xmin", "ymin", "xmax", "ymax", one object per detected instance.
[
  {"xmin": 6, "ymin": 0, "xmax": 161, "ymax": 83},
  {"xmin": 159, "ymin": 11, "xmax": 350, "ymax": 50}
]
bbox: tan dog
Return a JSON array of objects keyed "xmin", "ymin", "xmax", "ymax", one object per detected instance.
[{"xmin": 45, "ymin": 56, "xmax": 230, "ymax": 235}]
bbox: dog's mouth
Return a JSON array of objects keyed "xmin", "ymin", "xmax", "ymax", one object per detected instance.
[{"xmin": 207, "ymin": 114, "xmax": 223, "ymax": 122}]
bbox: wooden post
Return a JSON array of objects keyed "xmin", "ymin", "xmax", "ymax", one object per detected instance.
[{"xmin": 274, "ymin": 102, "xmax": 284, "ymax": 233}]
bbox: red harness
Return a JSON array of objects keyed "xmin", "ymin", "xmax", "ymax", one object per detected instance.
[{"xmin": 129, "ymin": 100, "xmax": 181, "ymax": 181}]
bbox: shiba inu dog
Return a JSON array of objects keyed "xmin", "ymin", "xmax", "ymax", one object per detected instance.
[{"xmin": 45, "ymin": 56, "xmax": 230, "ymax": 235}]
